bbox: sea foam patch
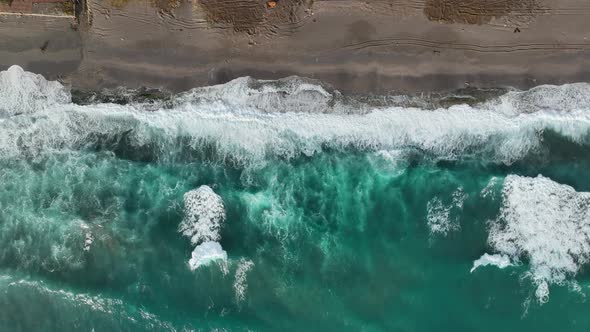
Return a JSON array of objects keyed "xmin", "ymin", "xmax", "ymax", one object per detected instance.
[
  {"xmin": 487, "ymin": 175, "xmax": 590, "ymax": 303},
  {"xmin": 180, "ymin": 186, "xmax": 227, "ymax": 270},
  {"xmin": 488, "ymin": 83, "xmax": 590, "ymax": 115},
  {"xmin": 234, "ymin": 259, "xmax": 254, "ymax": 304},
  {"xmin": 427, "ymin": 187, "xmax": 467, "ymax": 236},
  {"xmin": 180, "ymin": 185, "xmax": 226, "ymax": 245},
  {"xmin": 470, "ymin": 253, "xmax": 513, "ymax": 273},
  {"xmin": 175, "ymin": 76, "xmax": 341, "ymax": 114}
]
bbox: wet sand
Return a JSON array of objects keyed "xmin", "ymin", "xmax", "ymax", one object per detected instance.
[{"xmin": 1, "ymin": 0, "xmax": 590, "ymax": 94}]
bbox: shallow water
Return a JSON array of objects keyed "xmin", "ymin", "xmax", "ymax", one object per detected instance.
[{"xmin": 1, "ymin": 65, "xmax": 590, "ymax": 331}]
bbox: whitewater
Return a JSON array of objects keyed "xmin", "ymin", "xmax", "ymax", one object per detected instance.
[{"xmin": 1, "ymin": 65, "xmax": 590, "ymax": 331}]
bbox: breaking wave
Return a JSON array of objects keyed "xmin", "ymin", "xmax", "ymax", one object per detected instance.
[{"xmin": 1, "ymin": 66, "xmax": 590, "ymax": 166}]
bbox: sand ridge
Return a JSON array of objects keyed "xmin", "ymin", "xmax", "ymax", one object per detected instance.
[{"xmin": 423, "ymin": 0, "xmax": 543, "ymax": 25}]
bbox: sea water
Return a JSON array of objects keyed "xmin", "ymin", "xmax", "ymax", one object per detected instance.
[{"xmin": 1, "ymin": 65, "xmax": 590, "ymax": 331}]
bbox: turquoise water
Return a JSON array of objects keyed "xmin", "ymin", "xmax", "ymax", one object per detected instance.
[{"xmin": 2, "ymin": 66, "xmax": 590, "ymax": 331}]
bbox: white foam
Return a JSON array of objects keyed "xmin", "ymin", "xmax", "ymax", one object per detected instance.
[
  {"xmin": 2, "ymin": 67, "xmax": 590, "ymax": 165},
  {"xmin": 452, "ymin": 187, "xmax": 467, "ymax": 209},
  {"xmin": 427, "ymin": 187, "xmax": 467, "ymax": 236},
  {"xmin": 5, "ymin": 98, "xmax": 590, "ymax": 164},
  {"xmin": 233, "ymin": 259, "xmax": 254, "ymax": 304},
  {"xmin": 179, "ymin": 185, "xmax": 226, "ymax": 245},
  {"xmin": 488, "ymin": 175, "xmax": 590, "ymax": 303},
  {"xmin": 480, "ymin": 176, "xmax": 499, "ymax": 199},
  {"xmin": 188, "ymin": 241, "xmax": 228, "ymax": 271},
  {"xmin": 179, "ymin": 186, "xmax": 228, "ymax": 271},
  {"xmin": 83, "ymin": 232, "xmax": 94, "ymax": 252},
  {"xmin": 427, "ymin": 198, "xmax": 454, "ymax": 235},
  {"xmin": 488, "ymin": 83, "xmax": 590, "ymax": 115},
  {"xmin": 175, "ymin": 76, "xmax": 338, "ymax": 114},
  {"xmin": 78, "ymin": 221, "xmax": 94, "ymax": 251},
  {"xmin": 0, "ymin": 65, "xmax": 69, "ymax": 117},
  {"xmin": 372, "ymin": 149, "xmax": 410, "ymax": 175},
  {"xmin": 470, "ymin": 253, "xmax": 513, "ymax": 273}
]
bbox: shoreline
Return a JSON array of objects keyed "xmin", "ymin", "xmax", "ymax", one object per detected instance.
[{"xmin": 1, "ymin": 0, "xmax": 590, "ymax": 94}]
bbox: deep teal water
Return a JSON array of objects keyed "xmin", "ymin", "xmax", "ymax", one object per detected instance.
[{"xmin": 1, "ymin": 66, "xmax": 590, "ymax": 331}]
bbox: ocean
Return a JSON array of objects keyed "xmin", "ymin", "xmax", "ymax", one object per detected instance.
[{"xmin": 1, "ymin": 65, "xmax": 590, "ymax": 331}]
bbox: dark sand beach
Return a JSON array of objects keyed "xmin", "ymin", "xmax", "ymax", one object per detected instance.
[{"xmin": 1, "ymin": 0, "xmax": 590, "ymax": 94}]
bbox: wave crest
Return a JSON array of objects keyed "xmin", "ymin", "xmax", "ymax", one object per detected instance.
[
  {"xmin": 0, "ymin": 65, "xmax": 70, "ymax": 117},
  {"xmin": 2, "ymin": 66, "xmax": 590, "ymax": 166}
]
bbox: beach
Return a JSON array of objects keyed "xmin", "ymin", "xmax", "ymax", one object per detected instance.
[{"xmin": 1, "ymin": 0, "xmax": 590, "ymax": 93}]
